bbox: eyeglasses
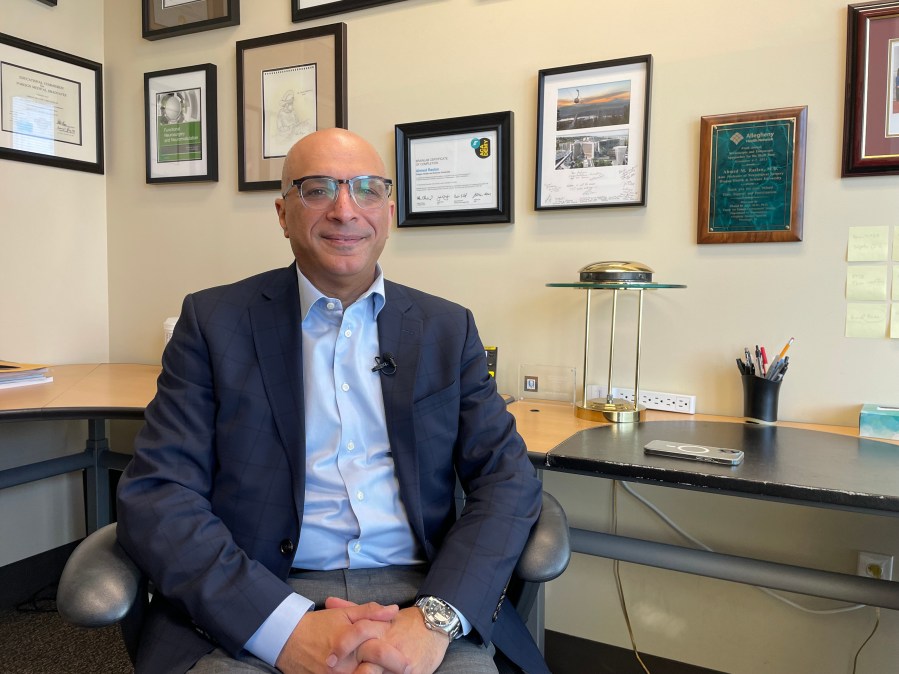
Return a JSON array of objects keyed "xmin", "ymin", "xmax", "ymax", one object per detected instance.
[{"xmin": 282, "ymin": 175, "xmax": 393, "ymax": 210}]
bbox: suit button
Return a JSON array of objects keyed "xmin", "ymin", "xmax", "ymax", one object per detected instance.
[{"xmin": 279, "ymin": 539, "xmax": 295, "ymax": 556}]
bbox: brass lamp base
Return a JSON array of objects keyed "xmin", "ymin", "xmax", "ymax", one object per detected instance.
[{"xmin": 576, "ymin": 398, "xmax": 646, "ymax": 423}]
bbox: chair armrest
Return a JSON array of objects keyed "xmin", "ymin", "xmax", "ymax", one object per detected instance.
[
  {"xmin": 57, "ymin": 523, "xmax": 142, "ymax": 628},
  {"xmin": 514, "ymin": 491, "xmax": 570, "ymax": 583}
]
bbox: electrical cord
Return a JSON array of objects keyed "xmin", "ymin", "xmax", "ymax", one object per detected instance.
[
  {"xmin": 612, "ymin": 480, "xmax": 652, "ymax": 674},
  {"xmin": 617, "ymin": 480, "xmax": 867, "ymax": 615},
  {"xmin": 851, "ymin": 607, "xmax": 880, "ymax": 674}
]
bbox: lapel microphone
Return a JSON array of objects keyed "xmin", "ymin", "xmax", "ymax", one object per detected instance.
[{"xmin": 371, "ymin": 353, "xmax": 398, "ymax": 376}]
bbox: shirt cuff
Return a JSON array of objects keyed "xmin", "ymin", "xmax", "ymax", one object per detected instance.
[
  {"xmin": 243, "ymin": 594, "xmax": 314, "ymax": 666},
  {"xmin": 445, "ymin": 600, "xmax": 472, "ymax": 638}
]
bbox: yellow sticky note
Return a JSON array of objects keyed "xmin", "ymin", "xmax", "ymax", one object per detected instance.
[
  {"xmin": 894, "ymin": 226, "xmax": 899, "ymax": 262},
  {"xmin": 846, "ymin": 303, "xmax": 888, "ymax": 338},
  {"xmin": 848, "ymin": 226, "xmax": 889, "ymax": 261},
  {"xmin": 846, "ymin": 266, "xmax": 887, "ymax": 300},
  {"xmin": 894, "ymin": 267, "xmax": 899, "ymax": 301},
  {"xmin": 892, "ymin": 305, "xmax": 899, "ymax": 338}
]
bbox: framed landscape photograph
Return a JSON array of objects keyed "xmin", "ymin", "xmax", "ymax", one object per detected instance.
[
  {"xmin": 236, "ymin": 23, "xmax": 347, "ymax": 191},
  {"xmin": 535, "ymin": 55, "xmax": 652, "ymax": 210},
  {"xmin": 292, "ymin": 0, "xmax": 406, "ymax": 22},
  {"xmin": 395, "ymin": 111, "xmax": 513, "ymax": 227},
  {"xmin": 697, "ymin": 106, "xmax": 807, "ymax": 244},
  {"xmin": 143, "ymin": 0, "xmax": 240, "ymax": 41},
  {"xmin": 842, "ymin": 0, "xmax": 899, "ymax": 176},
  {"xmin": 0, "ymin": 32, "xmax": 104, "ymax": 174},
  {"xmin": 144, "ymin": 63, "xmax": 218, "ymax": 183}
]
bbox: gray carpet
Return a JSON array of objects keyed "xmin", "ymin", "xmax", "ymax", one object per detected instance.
[{"xmin": 0, "ymin": 593, "xmax": 131, "ymax": 674}]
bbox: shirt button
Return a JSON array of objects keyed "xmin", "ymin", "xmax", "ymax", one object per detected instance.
[
  {"xmin": 344, "ymin": 329, "xmax": 352, "ymax": 338},
  {"xmin": 353, "ymin": 542, "xmax": 362, "ymax": 553},
  {"xmin": 347, "ymin": 441, "xmax": 355, "ymax": 451},
  {"xmin": 356, "ymin": 490, "xmax": 364, "ymax": 501},
  {"xmin": 341, "ymin": 383, "xmax": 350, "ymax": 392},
  {"xmin": 326, "ymin": 302, "xmax": 335, "ymax": 310}
]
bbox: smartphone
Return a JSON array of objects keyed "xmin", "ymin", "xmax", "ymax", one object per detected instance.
[{"xmin": 644, "ymin": 440, "xmax": 744, "ymax": 465}]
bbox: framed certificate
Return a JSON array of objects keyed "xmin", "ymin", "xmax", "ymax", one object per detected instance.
[
  {"xmin": 292, "ymin": 0, "xmax": 407, "ymax": 22},
  {"xmin": 0, "ymin": 32, "xmax": 103, "ymax": 174},
  {"xmin": 142, "ymin": 0, "xmax": 240, "ymax": 41},
  {"xmin": 535, "ymin": 55, "xmax": 651, "ymax": 210},
  {"xmin": 395, "ymin": 111, "xmax": 513, "ymax": 227},
  {"xmin": 697, "ymin": 107, "xmax": 807, "ymax": 244},
  {"xmin": 144, "ymin": 63, "xmax": 218, "ymax": 184},
  {"xmin": 236, "ymin": 24, "xmax": 347, "ymax": 191},
  {"xmin": 842, "ymin": 1, "xmax": 899, "ymax": 176}
]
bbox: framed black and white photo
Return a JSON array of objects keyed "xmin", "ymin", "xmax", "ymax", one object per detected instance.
[
  {"xmin": 0, "ymin": 32, "xmax": 103, "ymax": 174},
  {"xmin": 143, "ymin": 0, "xmax": 240, "ymax": 41},
  {"xmin": 144, "ymin": 63, "xmax": 217, "ymax": 183},
  {"xmin": 292, "ymin": 0, "xmax": 406, "ymax": 22},
  {"xmin": 395, "ymin": 111, "xmax": 513, "ymax": 227},
  {"xmin": 236, "ymin": 24, "xmax": 347, "ymax": 191},
  {"xmin": 535, "ymin": 55, "xmax": 652, "ymax": 210}
]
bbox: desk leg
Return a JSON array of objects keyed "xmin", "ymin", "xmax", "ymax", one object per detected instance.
[{"xmin": 83, "ymin": 418, "xmax": 110, "ymax": 534}]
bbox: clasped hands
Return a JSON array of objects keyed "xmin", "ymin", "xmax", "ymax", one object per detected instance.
[{"xmin": 275, "ymin": 597, "xmax": 449, "ymax": 674}]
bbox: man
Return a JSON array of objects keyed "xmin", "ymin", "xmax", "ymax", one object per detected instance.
[{"xmin": 116, "ymin": 128, "xmax": 546, "ymax": 674}]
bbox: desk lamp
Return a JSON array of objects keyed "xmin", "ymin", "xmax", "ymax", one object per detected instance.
[{"xmin": 548, "ymin": 261, "xmax": 686, "ymax": 423}]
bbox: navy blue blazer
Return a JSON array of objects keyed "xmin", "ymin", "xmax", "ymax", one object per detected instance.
[{"xmin": 116, "ymin": 265, "xmax": 547, "ymax": 673}]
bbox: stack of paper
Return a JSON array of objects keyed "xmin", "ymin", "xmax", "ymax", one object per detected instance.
[{"xmin": 0, "ymin": 361, "xmax": 54, "ymax": 389}]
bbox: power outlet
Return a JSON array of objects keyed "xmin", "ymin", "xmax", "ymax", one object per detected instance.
[
  {"xmin": 610, "ymin": 387, "xmax": 697, "ymax": 414},
  {"xmin": 857, "ymin": 551, "xmax": 894, "ymax": 580}
]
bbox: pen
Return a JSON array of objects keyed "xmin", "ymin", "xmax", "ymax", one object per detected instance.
[
  {"xmin": 736, "ymin": 358, "xmax": 746, "ymax": 375},
  {"xmin": 744, "ymin": 347, "xmax": 755, "ymax": 375},
  {"xmin": 760, "ymin": 347, "xmax": 769, "ymax": 377}
]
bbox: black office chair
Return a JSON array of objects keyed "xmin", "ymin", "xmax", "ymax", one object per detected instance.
[{"xmin": 57, "ymin": 492, "xmax": 570, "ymax": 673}]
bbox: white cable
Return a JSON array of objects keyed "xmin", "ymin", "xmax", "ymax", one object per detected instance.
[{"xmin": 617, "ymin": 480, "xmax": 867, "ymax": 615}]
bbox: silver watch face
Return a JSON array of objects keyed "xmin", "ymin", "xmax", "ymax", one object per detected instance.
[{"xmin": 417, "ymin": 596, "xmax": 461, "ymax": 637}]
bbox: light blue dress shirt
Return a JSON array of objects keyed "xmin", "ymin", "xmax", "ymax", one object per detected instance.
[{"xmin": 245, "ymin": 266, "xmax": 468, "ymax": 665}]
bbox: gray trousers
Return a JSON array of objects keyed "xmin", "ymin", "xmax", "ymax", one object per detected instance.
[{"xmin": 189, "ymin": 566, "xmax": 498, "ymax": 674}]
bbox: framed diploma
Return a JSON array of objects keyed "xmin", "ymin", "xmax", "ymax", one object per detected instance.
[
  {"xmin": 697, "ymin": 107, "xmax": 807, "ymax": 244},
  {"xmin": 842, "ymin": 1, "xmax": 899, "ymax": 176},
  {"xmin": 535, "ymin": 55, "xmax": 651, "ymax": 210},
  {"xmin": 142, "ymin": 0, "xmax": 240, "ymax": 41},
  {"xmin": 0, "ymin": 32, "xmax": 103, "ymax": 174},
  {"xmin": 395, "ymin": 111, "xmax": 513, "ymax": 227},
  {"xmin": 293, "ymin": 0, "xmax": 407, "ymax": 23},
  {"xmin": 144, "ymin": 64, "xmax": 218, "ymax": 184},
  {"xmin": 236, "ymin": 24, "xmax": 347, "ymax": 191}
]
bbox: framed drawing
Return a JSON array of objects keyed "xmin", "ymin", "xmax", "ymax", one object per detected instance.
[
  {"xmin": 0, "ymin": 32, "xmax": 103, "ymax": 174},
  {"xmin": 395, "ymin": 111, "xmax": 513, "ymax": 227},
  {"xmin": 143, "ymin": 0, "xmax": 240, "ymax": 41},
  {"xmin": 697, "ymin": 106, "xmax": 807, "ymax": 244},
  {"xmin": 293, "ymin": 0, "xmax": 406, "ymax": 22},
  {"xmin": 535, "ymin": 55, "xmax": 651, "ymax": 210},
  {"xmin": 144, "ymin": 63, "xmax": 218, "ymax": 184},
  {"xmin": 236, "ymin": 23, "xmax": 347, "ymax": 191},
  {"xmin": 842, "ymin": 1, "xmax": 899, "ymax": 176}
]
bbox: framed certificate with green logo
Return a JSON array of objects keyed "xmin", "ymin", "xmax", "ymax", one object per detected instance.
[
  {"xmin": 697, "ymin": 106, "xmax": 807, "ymax": 244},
  {"xmin": 144, "ymin": 63, "xmax": 218, "ymax": 184},
  {"xmin": 395, "ymin": 111, "xmax": 514, "ymax": 227}
]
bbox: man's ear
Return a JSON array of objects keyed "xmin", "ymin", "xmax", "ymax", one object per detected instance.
[{"xmin": 275, "ymin": 198, "xmax": 289, "ymax": 237}]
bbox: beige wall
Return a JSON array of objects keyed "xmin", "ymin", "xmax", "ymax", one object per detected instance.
[
  {"xmin": 2, "ymin": 0, "xmax": 898, "ymax": 670},
  {"xmin": 0, "ymin": 1, "xmax": 107, "ymax": 566}
]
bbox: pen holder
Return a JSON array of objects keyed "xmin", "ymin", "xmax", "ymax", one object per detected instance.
[{"xmin": 742, "ymin": 374, "xmax": 782, "ymax": 424}]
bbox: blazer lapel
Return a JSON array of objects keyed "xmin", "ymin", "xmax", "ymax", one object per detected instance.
[
  {"xmin": 378, "ymin": 281, "xmax": 427, "ymax": 546},
  {"xmin": 249, "ymin": 265, "xmax": 306, "ymax": 503}
]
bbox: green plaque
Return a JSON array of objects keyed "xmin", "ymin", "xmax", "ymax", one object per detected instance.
[{"xmin": 708, "ymin": 119, "xmax": 794, "ymax": 233}]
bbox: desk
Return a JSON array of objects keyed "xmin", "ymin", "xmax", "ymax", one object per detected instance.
[
  {"xmin": 0, "ymin": 363, "xmax": 159, "ymax": 533},
  {"xmin": 508, "ymin": 400, "xmax": 899, "ymax": 611}
]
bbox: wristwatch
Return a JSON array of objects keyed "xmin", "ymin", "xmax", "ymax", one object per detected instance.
[{"xmin": 415, "ymin": 596, "xmax": 462, "ymax": 640}]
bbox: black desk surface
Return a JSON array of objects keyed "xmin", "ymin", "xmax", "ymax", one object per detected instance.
[{"xmin": 544, "ymin": 421, "xmax": 899, "ymax": 515}]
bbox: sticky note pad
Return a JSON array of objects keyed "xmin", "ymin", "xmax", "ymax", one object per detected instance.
[
  {"xmin": 846, "ymin": 266, "xmax": 887, "ymax": 300},
  {"xmin": 893, "ymin": 305, "xmax": 899, "ymax": 339},
  {"xmin": 846, "ymin": 303, "xmax": 888, "ymax": 338},
  {"xmin": 894, "ymin": 267, "xmax": 899, "ymax": 301},
  {"xmin": 894, "ymin": 226, "xmax": 899, "ymax": 262},
  {"xmin": 847, "ymin": 226, "xmax": 889, "ymax": 261}
]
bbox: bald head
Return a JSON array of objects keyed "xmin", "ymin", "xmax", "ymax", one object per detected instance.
[{"xmin": 281, "ymin": 128, "xmax": 388, "ymax": 194}]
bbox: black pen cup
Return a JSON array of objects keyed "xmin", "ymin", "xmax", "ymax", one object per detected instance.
[{"xmin": 742, "ymin": 374, "xmax": 782, "ymax": 424}]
